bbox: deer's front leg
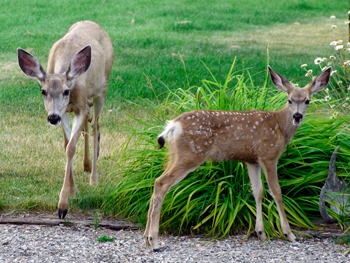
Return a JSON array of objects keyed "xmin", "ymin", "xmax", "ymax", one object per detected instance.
[
  {"xmin": 58, "ymin": 113, "xmax": 84, "ymax": 219},
  {"xmin": 246, "ymin": 162, "xmax": 266, "ymax": 241},
  {"xmin": 60, "ymin": 114, "xmax": 77, "ymax": 197},
  {"xmin": 261, "ymin": 159, "xmax": 296, "ymax": 241}
]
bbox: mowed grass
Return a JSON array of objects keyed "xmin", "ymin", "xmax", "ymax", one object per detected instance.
[{"xmin": 0, "ymin": 0, "xmax": 348, "ymax": 215}]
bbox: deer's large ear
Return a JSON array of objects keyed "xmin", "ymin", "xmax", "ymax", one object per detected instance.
[
  {"xmin": 309, "ymin": 67, "xmax": 331, "ymax": 95},
  {"xmin": 268, "ymin": 66, "xmax": 294, "ymax": 93},
  {"xmin": 66, "ymin": 45, "xmax": 91, "ymax": 80},
  {"xmin": 17, "ymin": 48, "xmax": 46, "ymax": 82}
]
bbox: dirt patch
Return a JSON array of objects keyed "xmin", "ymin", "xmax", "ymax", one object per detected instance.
[
  {"xmin": 0, "ymin": 211, "xmax": 138, "ymax": 231},
  {"xmin": 211, "ymin": 19, "xmax": 347, "ymax": 54}
]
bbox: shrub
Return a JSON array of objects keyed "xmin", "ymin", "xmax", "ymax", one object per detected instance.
[{"xmin": 104, "ymin": 59, "xmax": 350, "ymax": 239}]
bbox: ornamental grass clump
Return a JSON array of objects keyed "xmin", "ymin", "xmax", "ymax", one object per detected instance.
[{"xmin": 104, "ymin": 59, "xmax": 350, "ymax": 239}]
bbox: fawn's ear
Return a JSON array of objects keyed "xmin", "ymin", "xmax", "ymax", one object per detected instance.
[
  {"xmin": 17, "ymin": 48, "xmax": 46, "ymax": 82},
  {"xmin": 66, "ymin": 45, "xmax": 91, "ymax": 80},
  {"xmin": 268, "ymin": 66, "xmax": 294, "ymax": 93},
  {"xmin": 308, "ymin": 67, "xmax": 331, "ymax": 95}
]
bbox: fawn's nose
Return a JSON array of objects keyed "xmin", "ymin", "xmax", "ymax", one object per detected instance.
[
  {"xmin": 292, "ymin": 113, "xmax": 303, "ymax": 124},
  {"xmin": 47, "ymin": 114, "xmax": 61, "ymax": 125}
]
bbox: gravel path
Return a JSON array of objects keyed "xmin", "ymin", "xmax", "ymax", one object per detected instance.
[{"xmin": 0, "ymin": 222, "xmax": 349, "ymax": 263}]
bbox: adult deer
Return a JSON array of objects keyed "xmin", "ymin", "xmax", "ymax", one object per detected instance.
[
  {"xmin": 17, "ymin": 21, "xmax": 114, "ymax": 219},
  {"xmin": 144, "ymin": 66, "xmax": 331, "ymax": 251}
]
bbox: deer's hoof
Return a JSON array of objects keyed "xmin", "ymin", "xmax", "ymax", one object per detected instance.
[
  {"xmin": 256, "ymin": 230, "xmax": 266, "ymax": 241},
  {"xmin": 84, "ymin": 161, "xmax": 92, "ymax": 173},
  {"xmin": 145, "ymin": 236, "xmax": 161, "ymax": 251},
  {"xmin": 285, "ymin": 232, "xmax": 296, "ymax": 242},
  {"xmin": 58, "ymin": 208, "xmax": 68, "ymax": 219},
  {"xmin": 153, "ymin": 246, "xmax": 168, "ymax": 252}
]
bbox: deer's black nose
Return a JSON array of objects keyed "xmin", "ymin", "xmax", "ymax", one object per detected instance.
[
  {"xmin": 48, "ymin": 114, "xmax": 61, "ymax": 125},
  {"xmin": 293, "ymin": 113, "xmax": 303, "ymax": 124}
]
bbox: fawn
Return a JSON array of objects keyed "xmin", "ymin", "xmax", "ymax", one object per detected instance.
[{"xmin": 144, "ymin": 66, "xmax": 331, "ymax": 250}]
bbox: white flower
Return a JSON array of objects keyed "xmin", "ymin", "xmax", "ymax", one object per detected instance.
[
  {"xmin": 314, "ymin": 58, "xmax": 323, "ymax": 65},
  {"xmin": 335, "ymin": 45, "xmax": 343, "ymax": 50},
  {"xmin": 331, "ymin": 24, "xmax": 337, "ymax": 28},
  {"xmin": 343, "ymin": 60, "xmax": 350, "ymax": 66},
  {"xmin": 329, "ymin": 55, "xmax": 336, "ymax": 60},
  {"xmin": 305, "ymin": 69, "xmax": 313, "ymax": 77},
  {"xmin": 324, "ymin": 95, "xmax": 331, "ymax": 102},
  {"xmin": 330, "ymin": 41, "xmax": 338, "ymax": 46},
  {"xmin": 330, "ymin": 15, "xmax": 336, "ymax": 19},
  {"xmin": 325, "ymin": 88, "xmax": 329, "ymax": 94},
  {"xmin": 330, "ymin": 70, "xmax": 337, "ymax": 76},
  {"xmin": 331, "ymin": 111, "xmax": 338, "ymax": 119},
  {"xmin": 300, "ymin": 64, "xmax": 307, "ymax": 68},
  {"xmin": 337, "ymin": 81, "xmax": 343, "ymax": 85}
]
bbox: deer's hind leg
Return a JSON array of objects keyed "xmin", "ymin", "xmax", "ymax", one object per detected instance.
[
  {"xmin": 144, "ymin": 156, "xmax": 203, "ymax": 251},
  {"xmin": 90, "ymin": 96, "xmax": 104, "ymax": 185},
  {"xmin": 83, "ymin": 115, "xmax": 92, "ymax": 173}
]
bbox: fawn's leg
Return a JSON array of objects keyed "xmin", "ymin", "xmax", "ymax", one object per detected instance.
[
  {"xmin": 261, "ymin": 159, "xmax": 296, "ymax": 241},
  {"xmin": 246, "ymin": 162, "xmax": 266, "ymax": 240},
  {"xmin": 144, "ymin": 159, "xmax": 201, "ymax": 251}
]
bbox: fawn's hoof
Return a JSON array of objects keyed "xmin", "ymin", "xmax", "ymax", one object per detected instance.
[
  {"xmin": 58, "ymin": 208, "xmax": 68, "ymax": 219},
  {"xmin": 285, "ymin": 232, "xmax": 296, "ymax": 242},
  {"xmin": 256, "ymin": 230, "xmax": 267, "ymax": 241}
]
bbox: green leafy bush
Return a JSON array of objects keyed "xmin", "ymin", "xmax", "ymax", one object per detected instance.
[{"xmin": 104, "ymin": 59, "xmax": 350, "ymax": 239}]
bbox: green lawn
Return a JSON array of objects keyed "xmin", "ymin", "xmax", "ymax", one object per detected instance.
[{"xmin": 0, "ymin": 0, "xmax": 348, "ymax": 216}]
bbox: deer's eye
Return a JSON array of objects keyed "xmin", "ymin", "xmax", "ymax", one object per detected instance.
[
  {"xmin": 305, "ymin": 99, "xmax": 310, "ymax": 105},
  {"xmin": 41, "ymin": 89, "xmax": 47, "ymax": 96},
  {"xmin": 63, "ymin": 90, "xmax": 70, "ymax": 96}
]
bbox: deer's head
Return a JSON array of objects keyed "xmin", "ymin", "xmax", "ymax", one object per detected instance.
[
  {"xmin": 17, "ymin": 46, "xmax": 91, "ymax": 126},
  {"xmin": 268, "ymin": 66, "xmax": 331, "ymax": 125}
]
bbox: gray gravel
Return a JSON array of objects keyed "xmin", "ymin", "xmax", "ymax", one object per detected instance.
[{"xmin": 0, "ymin": 223, "xmax": 349, "ymax": 263}]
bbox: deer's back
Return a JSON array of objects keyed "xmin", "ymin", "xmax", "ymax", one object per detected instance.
[
  {"xmin": 47, "ymin": 21, "xmax": 114, "ymax": 98},
  {"xmin": 172, "ymin": 110, "xmax": 287, "ymax": 163}
]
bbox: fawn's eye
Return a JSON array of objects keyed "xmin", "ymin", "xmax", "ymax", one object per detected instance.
[
  {"xmin": 41, "ymin": 89, "xmax": 47, "ymax": 96},
  {"xmin": 288, "ymin": 99, "xmax": 292, "ymax": 104},
  {"xmin": 63, "ymin": 90, "xmax": 70, "ymax": 96},
  {"xmin": 305, "ymin": 99, "xmax": 310, "ymax": 105}
]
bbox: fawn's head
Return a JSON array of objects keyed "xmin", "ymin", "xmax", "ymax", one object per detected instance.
[
  {"xmin": 17, "ymin": 46, "xmax": 91, "ymax": 126},
  {"xmin": 268, "ymin": 66, "xmax": 331, "ymax": 125}
]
